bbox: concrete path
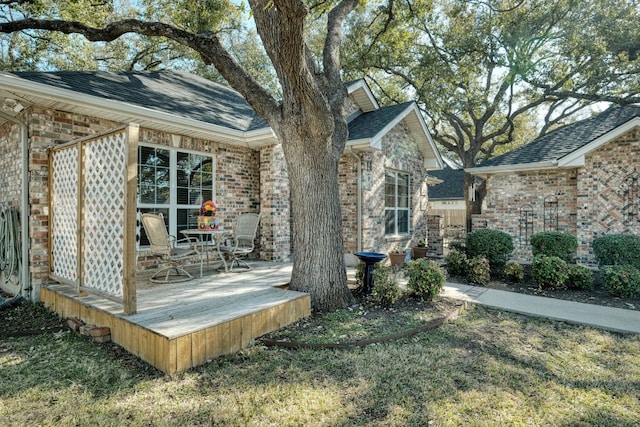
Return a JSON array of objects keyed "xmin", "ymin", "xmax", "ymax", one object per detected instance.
[{"xmin": 443, "ymin": 282, "xmax": 640, "ymax": 334}]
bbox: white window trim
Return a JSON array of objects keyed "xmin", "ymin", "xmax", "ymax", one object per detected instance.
[
  {"xmin": 138, "ymin": 143, "xmax": 216, "ymax": 241},
  {"xmin": 385, "ymin": 169, "xmax": 411, "ymax": 236}
]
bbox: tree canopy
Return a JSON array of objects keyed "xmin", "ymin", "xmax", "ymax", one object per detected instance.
[
  {"xmin": 344, "ymin": 0, "xmax": 640, "ymax": 166},
  {"xmin": 0, "ymin": 0, "xmax": 360, "ymax": 311}
]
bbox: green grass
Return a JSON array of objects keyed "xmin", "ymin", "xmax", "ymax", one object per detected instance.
[{"xmin": 1, "ymin": 302, "xmax": 639, "ymax": 426}]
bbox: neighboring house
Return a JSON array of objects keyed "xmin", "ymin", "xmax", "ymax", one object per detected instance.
[
  {"xmin": 0, "ymin": 70, "xmax": 443, "ymax": 300},
  {"xmin": 466, "ymin": 105, "xmax": 640, "ymax": 265},
  {"xmin": 427, "ymin": 157, "xmax": 466, "ymax": 244}
]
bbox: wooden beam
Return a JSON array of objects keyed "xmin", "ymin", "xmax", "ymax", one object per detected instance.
[{"xmin": 123, "ymin": 124, "xmax": 139, "ymax": 315}]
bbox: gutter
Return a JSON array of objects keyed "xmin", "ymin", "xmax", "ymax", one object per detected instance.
[
  {"xmin": 0, "ymin": 110, "xmax": 30, "ymax": 300},
  {"xmin": 465, "ymin": 160, "xmax": 558, "ymax": 176}
]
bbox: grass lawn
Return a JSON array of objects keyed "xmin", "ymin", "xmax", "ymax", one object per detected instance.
[{"xmin": 1, "ymin": 298, "xmax": 639, "ymax": 426}]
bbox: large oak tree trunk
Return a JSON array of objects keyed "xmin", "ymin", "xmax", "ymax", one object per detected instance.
[{"xmin": 278, "ymin": 126, "xmax": 355, "ymax": 312}]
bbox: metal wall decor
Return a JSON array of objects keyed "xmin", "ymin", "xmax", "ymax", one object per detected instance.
[
  {"xmin": 544, "ymin": 195, "xmax": 558, "ymax": 231},
  {"xmin": 519, "ymin": 204, "xmax": 534, "ymax": 246}
]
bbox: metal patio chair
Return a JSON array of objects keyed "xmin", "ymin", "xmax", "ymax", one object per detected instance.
[
  {"xmin": 219, "ymin": 213, "xmax": 260, "ymax": 271},
  {"xmin": 141, "ymin": 213, "xmax": 199, "ymax": 283}
]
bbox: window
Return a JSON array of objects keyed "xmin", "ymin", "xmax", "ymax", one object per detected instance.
[
  {"xmin": 138, "ymin": 145, "xmax": 215, "ymax": 246},
  {"xmin": 385, "ymin": 170, "xmax": 410, "ymax": 235}
]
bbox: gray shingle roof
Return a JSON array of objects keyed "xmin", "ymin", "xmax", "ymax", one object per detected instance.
[
  {"xmin": 11, "ymin": 70, "xmax": 269, "ymax": 132},
  {"xmin": 347, "ymin": 102, "xmax": 413, "ymax": 140},
  {"xmin": 9, "ymin": 70, "xmax": 425, "ymax": 146},
  {"xmin": 478, "ymin": 105, "xmax": 640, "ymax": 168},
  {"xmin": 428, "ymin": 165, "xmax": 465, "ymax": 199}
]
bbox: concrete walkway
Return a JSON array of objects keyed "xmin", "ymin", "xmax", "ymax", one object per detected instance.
[{"xmin": 443, "ymin": 282, "xmax": 640, "ymax": 334}]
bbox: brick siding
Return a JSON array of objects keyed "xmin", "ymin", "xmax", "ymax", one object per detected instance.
[{"xmin": 473, "ymin": 128, "xmax": 640, "ymax": 265}]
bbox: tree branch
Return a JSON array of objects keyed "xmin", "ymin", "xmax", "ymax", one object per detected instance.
[{"xmin": 0, "ymin": 17, "xmax": 281, "ymax": 121}]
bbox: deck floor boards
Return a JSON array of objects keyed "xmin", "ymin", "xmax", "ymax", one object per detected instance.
[{"xmin": 41, "ymin": 262, "xmax": 310, "ymax": 374}]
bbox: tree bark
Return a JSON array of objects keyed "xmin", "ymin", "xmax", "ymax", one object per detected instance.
[
  {"xmin": 0, "ymin": 0, "xmax": 359, "ymax": 311},
  {"xmin": 273, "ymin": 116, "xmax": 354, "ymax": 311}
]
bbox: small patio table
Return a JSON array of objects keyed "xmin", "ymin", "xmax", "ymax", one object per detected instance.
[{"xmin": 180, "ymin": 229, "xmax": 231, "ymax": 277}]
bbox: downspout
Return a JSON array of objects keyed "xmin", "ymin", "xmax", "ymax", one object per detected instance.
[
  {"xmin": 348, "ymin": 147, "xmax": 362, "ymax": 252},
  {"xmin": 0, "ymin": 111, "xmax": 30, "ymax": 300}
]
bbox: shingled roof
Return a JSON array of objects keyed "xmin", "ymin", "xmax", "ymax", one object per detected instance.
[
  {"xmin": 468, "ymin": 105, "xmax": 640, "ymax": 174},
  {"xmin": 428, "ymin": 165, "xmax": 465, "ymax": 200},
  {"xmin": 10, "ymin": 70, "xmax": 269, "ymax": 132},
  {"xmin": 1, "ymin": 70, "xmax": 442, "ymax": 164},
  {"xmin": 348, "ymin": 102, "xmax": 413, "ymax": 140}
]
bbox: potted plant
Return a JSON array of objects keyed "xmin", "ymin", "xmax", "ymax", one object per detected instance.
[
  {"xmin": 388, "ymin": 246, "xmax": 406, "ymax": 267},
  {"xmin": 411, "ymin": 237, "xmax": 428, "ymax": 260},
  {"xmin": 197, "ymin": 200, "xmax": 217, "ymax": 230}
]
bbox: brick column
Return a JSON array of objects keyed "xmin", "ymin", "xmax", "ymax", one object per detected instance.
[
  {"xmin": 259, "ymin": 144, "xmax": 291, "ymax": 261},
  {"xmin": 427, "ymin": 214, "xmax": 444, "ymax": 258}
]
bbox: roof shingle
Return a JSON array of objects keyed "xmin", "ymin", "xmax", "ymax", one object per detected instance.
[{"xmin": 478, "ymin": 105, "xmax": 640, "ymax": 168}]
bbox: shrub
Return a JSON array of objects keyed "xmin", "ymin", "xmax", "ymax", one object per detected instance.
[
  {"xmin": 566, "ymin": 264, "xmax": 594, "ymax": 290},
  {"xmin": 531, "ymin": 255, "xmax": 568, "ymax": 290},
  {"xmin": 593, "ymin": 234, "xmax": 640, "ymax": 269},
  {"xmin": 405, "ymin": 258, "xmax": 445, "ymax": 300},
  {"xmin": 466, "ymin": 229, "xmax": 513, "ymax": 271},
  {"xmin": 444, "ymin": 249, "xmax": 468, "ymax": 276},
  {"xmin": 600, "ymin": 265, "xmax": 640, "ymax": 298},
  {"xmin": 530, "ymin": 231, "xmax": 578, "ymax": 262},
  {"xmin": 504, "ymin": 262, "xmax": 525, "ymax": 284},
  {"xmin": 448, "ymin": 240, "xmax": 466, "ymax": 254},
  {"xmin": 370, "ymin": 265, "xmax": 401, "ymax": 306},
  {"xmin": 467, "ymin": 256, "xmax": 490, "ymax": 286}
]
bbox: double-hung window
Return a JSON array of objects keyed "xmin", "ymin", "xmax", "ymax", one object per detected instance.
[
  {"xmin": 385, "ymin": 170, "xmax": 410, "ymax": 235},
  {"xmin": 137, "ymin": 144, "xmax": 215, "ymax": 246}
]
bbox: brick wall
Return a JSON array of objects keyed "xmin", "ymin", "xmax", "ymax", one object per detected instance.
[
  {"xmin": 346, "ymin": 122, "xmax": 430, "ymax": 256},
  {"xmin": 259, "ymin": 144, "xmax": 291, "ymax": 261},
  {"xmin": 577, "ymin": 128, "xmax": 640, "ymax": 264},
  {"xmin": 473, "ymin": 128, "xmax": 640, "ymax": 265},
  {"xmin": 2, "ymin": 106, "xmax": 263, "ymax": 283},
  {"xmin": 0, "ymin": 121, "xmax": 22, "ymax": 209}
]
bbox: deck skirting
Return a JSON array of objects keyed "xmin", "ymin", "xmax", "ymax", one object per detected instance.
[{"xmin": 41, "ymin": 282, "xmax": 310, "ymax": 375}]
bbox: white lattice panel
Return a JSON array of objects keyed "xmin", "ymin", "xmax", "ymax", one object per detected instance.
[
  {"xmin": 82, "ymin": 132, "xmax": 127, "ymax": 297},
  {"xmin": 51, "ymin": 147, "xmax": 79, "ymax": 282}
]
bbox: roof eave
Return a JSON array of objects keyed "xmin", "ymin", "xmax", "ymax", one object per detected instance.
[
  {"xmin": 0, "ymin": 73, "xmax": 274, "ymax": 149},
  {"xmin": 465, "ymin": 161, "xmax": 558, "ymax": 177},
  {"xmin": 557, "ymin": 117, "xmax": 640, "ymax": 167}
]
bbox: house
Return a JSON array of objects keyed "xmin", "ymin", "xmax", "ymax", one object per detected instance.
[
  {"xmin": 427, "ymin": 157, "xmax": 467, "ymax": 245},
  {"xmin": 0, "ymin": 70, "xmax": 443, "ymax": 302},
  {"xmin": 466, "ymin": 105, "xmax": 640, "ymax": 265}
]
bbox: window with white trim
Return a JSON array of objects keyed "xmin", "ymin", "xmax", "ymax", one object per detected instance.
[
  {"xmin": 385, "ymin": 170, "xmax": 410, "ymax": 235},
  {"xmin": 138, "ymin": 144, "xmax": 215, "ymax": 246}
]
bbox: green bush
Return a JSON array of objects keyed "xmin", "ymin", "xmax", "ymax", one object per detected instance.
[
  {"xmin": 531, "ymin": 255, "xmax": 568, "ymax": 290},
  {"xmin": 466, "ymin": 229, "xmax": 513, "ymax": 271},
  {"xmin": 504, "ymin": 262, "xmax": 525, "ymax": 283},
  {"xmin": 530, "ymin": 231, "xmax": 578, "ymax": 262},
  {"xmin": 566, "ymin": 264, "xmax": 594, "ymax": 290},
  {"xmin": 405, "ymin": 258, "xmax": 445, "ymax": 301},
  {"xmin": 600, "ymin": 265, "xmax": 640, "ymax": 298},
  {"xmin": 593, "ymin": 234, "xmax": 640, "ymax": 269},
  {"xmin": 444, "ymin": 249, "xmax": 468, "ymax": 276},
  {"xmin": 448, "ymin": 240, "xmax": 466, "ymax": 254},
  {"xmin": 371, "ymin": 265, "xmax": 401, "ymax": 306},
  {"xmin": 467, "ymin": 256, "xmax": 490, "ymax": 286}
]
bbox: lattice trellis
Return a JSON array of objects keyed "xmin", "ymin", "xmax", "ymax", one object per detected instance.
[
  {"xmin": 51, "ymin": 147, "xmax": 79, "ymax": 282},
  {"xmin": 82, "ymin": 133, "xmax": 127, "ymax": 297}
]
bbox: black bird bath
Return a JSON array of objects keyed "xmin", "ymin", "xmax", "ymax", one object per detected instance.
[{"xmin": 354, "ymin": 252, "xmax": 387, "ymax": 295}]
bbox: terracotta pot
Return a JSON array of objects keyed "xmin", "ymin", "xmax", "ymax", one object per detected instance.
[
  {"xmin": 411, "ymin": 246, "xmax": 428, "ymax": 260},
  {"xmin": 389, "ymin": 252, "xmax": 406, "ymax": 266}
]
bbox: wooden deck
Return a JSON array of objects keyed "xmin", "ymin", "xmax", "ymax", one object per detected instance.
[{"xmin": 41, "ymin": 262, "xmax": 310, "ymax": 375}]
